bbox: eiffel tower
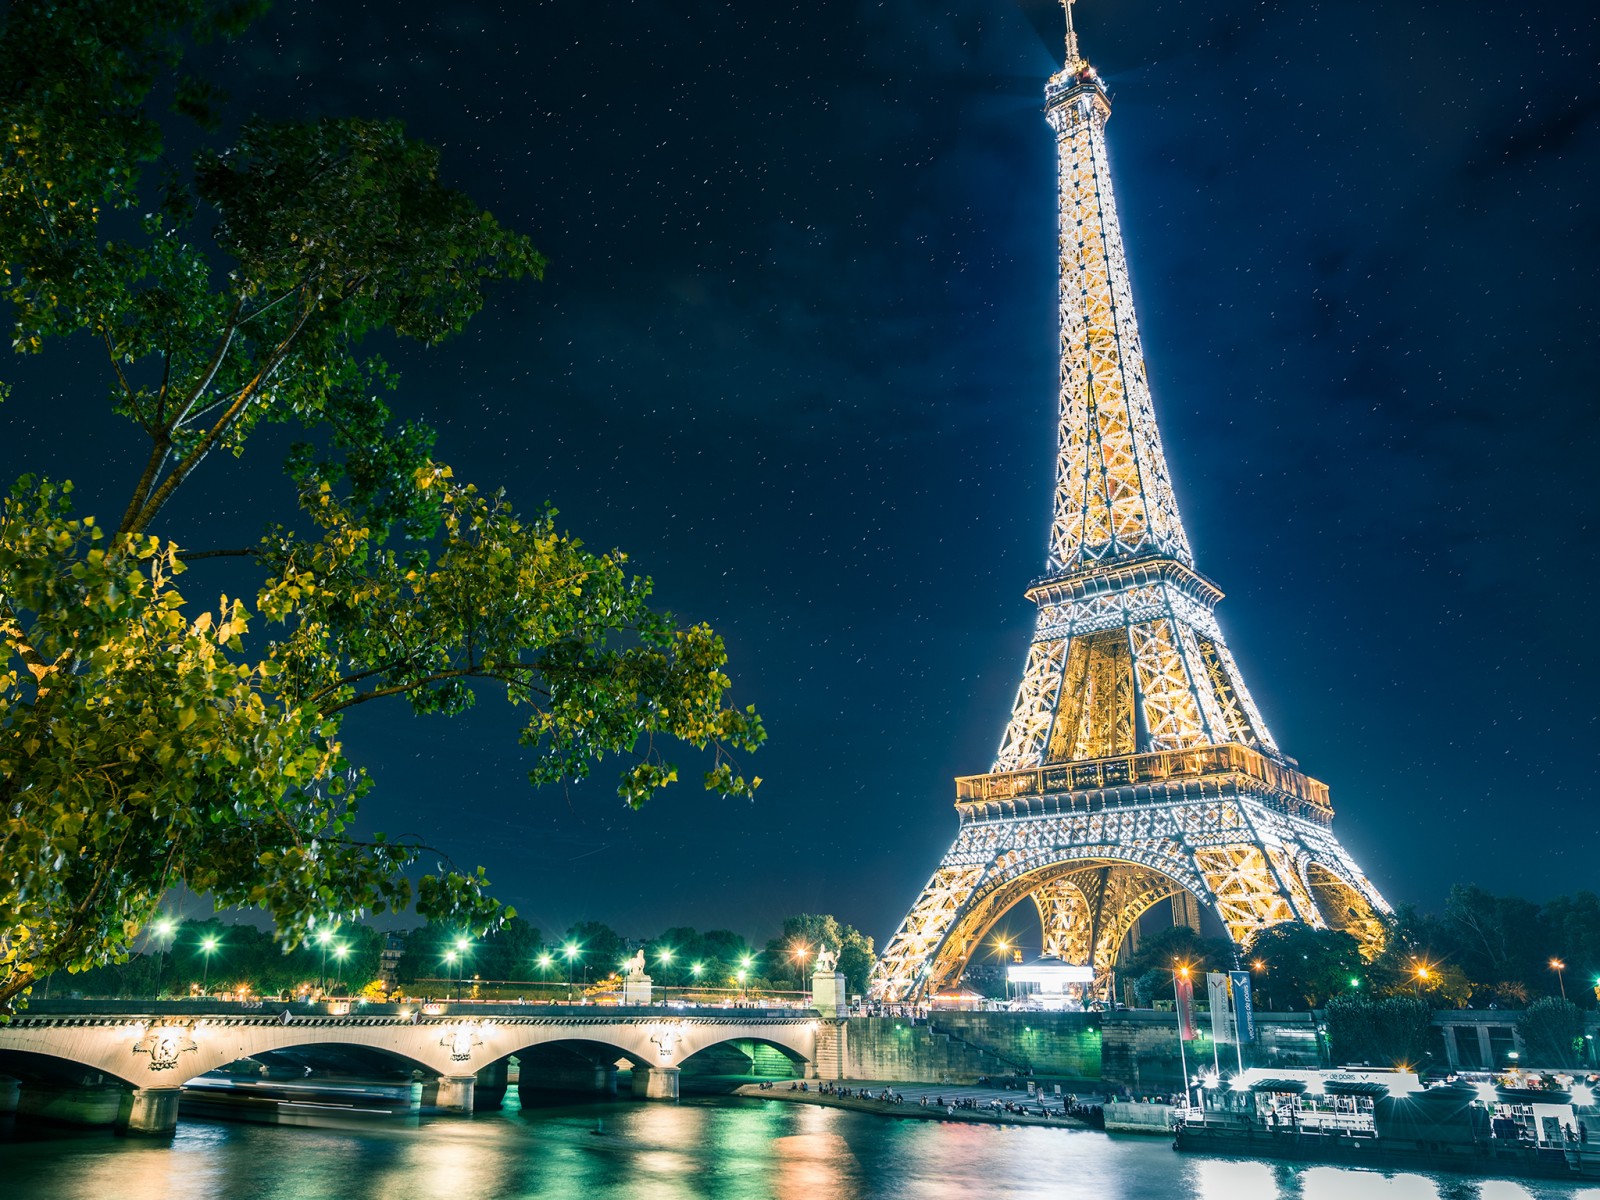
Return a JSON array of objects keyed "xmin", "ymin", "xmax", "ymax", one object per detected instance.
[{"xmin": 870, "ymin": 3, "xmax": 1390, "ymax": 1003}]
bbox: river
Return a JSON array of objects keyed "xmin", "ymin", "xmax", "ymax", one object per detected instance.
[{"xmin": 4, "ymin": 1096, "xmax": 1599, "ymax": 1200}]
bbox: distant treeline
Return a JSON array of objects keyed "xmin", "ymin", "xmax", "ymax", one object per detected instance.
[
  {"xmin": 50, "ymin": 913, "xmax": 876, "ymax": 1000},
  {"xmin": 48, "ymin": 885, "xmax": 1600, "ymax": 1015}
]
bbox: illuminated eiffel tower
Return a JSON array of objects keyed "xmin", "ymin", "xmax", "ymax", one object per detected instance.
[{"xmin": 870, "ymin": 3, "xmax": 1390, "ymax": 1003}]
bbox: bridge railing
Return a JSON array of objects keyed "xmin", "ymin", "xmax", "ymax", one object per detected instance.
[{"xmin": 10, "ymin": 999, "xmax": 820, "ymax": 1022}]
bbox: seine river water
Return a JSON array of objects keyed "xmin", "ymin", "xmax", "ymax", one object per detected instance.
[{"xmin": 5, "ymin": 1097, "xmax": 1599, "ymax": 1200}]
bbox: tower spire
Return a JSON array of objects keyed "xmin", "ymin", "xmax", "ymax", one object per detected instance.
[{"xmin": 1062, "ymin": 0, "xmax": 1083, "ymax": 72}]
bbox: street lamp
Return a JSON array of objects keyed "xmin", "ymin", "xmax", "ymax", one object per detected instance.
[
  {"xmin": 740, "ymin": 955, "xmax": 754, "ymax": 1002},
  {"xmin": 316, "ymin": 928, "xmax": 334, "ymax": 993},
  {"xmin": 332, "ymin": 943, "xmax": 349, "ymax": 994},
  {"xmin": 200, "ymin": 936, "xmax": 219, "ymax": 994},
  {"xmin": 563, "ymin": 942, "xmax": 581, "ymax": 1004},
  {"xmin": 791, "ymin": 943, "xmax": 811, "ymax": 1001},
  {"xmin": 151, "ymin": 918, "xmax": 176, "ymax": 999},
  {"xmin": 1413, "ymin": 963, "xmax": 1431, "ymax": 998},
  {"xmin": 444, "ymin": 949, "xmax": 461, "ymax": 1000},
  {"xmin": 994, "ymin": 937, "xmax": 1013, "ymax": 1003},
  {"xmin": 1550, "ymin": 958, "xmax": 1567, "ymax": 1002}
]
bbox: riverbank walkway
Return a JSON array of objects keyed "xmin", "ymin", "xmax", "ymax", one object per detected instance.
[{"xmin": 735, "ymin": 1078, "xmax": 1108, "ymax": 1131}]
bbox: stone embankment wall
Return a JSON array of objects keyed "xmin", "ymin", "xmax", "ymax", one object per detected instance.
[{"xmin": 823, "ymin": 1011, "xmax": 1321, "ymax": 1091}]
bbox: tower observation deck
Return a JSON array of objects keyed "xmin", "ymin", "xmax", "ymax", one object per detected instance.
[{"xmin": 869, "ymin": 3, "xmax": 1390, "ymax": 1003}]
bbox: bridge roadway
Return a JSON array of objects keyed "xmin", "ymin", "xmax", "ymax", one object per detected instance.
[{"xmin": 0, "ymin": 999, "xmax": 821, "ymax": 1134}]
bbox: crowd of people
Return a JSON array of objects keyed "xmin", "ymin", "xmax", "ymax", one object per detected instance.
[{"xmin": 756, "ymin": 1077, "xmax": 1104, "ymax": 1126}]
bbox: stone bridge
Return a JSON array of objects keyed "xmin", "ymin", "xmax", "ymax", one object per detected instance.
[{"xmin": 0, "ymin": 1001, "xmax": 819, "ymax": 1133}]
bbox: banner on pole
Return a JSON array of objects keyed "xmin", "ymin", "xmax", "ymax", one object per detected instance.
[
  {"xmin": 1174, "ymin": 975, "xmax": 1198, "ymax": 1041},
  {"xmin": 1228, "ymin": 970, "xmax": 1256, "ymax": 1044},
  {"xmin": 1207, "ymin": 972, "xmax": 1233, "ymax": 1045}
]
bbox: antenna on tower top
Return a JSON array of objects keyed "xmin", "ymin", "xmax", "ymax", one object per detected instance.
[{"xmin": 1062, "ymin": 0, "xmax": 1083, "ymax": 71}]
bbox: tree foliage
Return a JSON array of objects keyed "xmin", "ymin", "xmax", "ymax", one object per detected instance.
[
  {"xmin": 1324, "ymin": 994, "xmax": 1436, "ymax": 1070},
  {"xmin": 1244, "ymin": 921, "xmax": 1364, "ymax": 1010},
  {"xmin": 0, "ymin": 0, "xmax": 762, "ymax": 1014},
  {"xmin": 762, "ymin": 913, "xmax": 875, "ymax": 996},
  {"xmin": 1516, "ymin": 998, "xmax": 1587, "ymax": 1070}
]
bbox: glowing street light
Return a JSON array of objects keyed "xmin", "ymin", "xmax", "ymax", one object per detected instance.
[
  {"xmin": 332, "ymin": 943, "xmax": 350, "ymax": 993},
  {"xmin": 1550, "ymin": 958, "xmax": 1567, "ymax": 1002},
  {"xmin": 200, "ymin": 936, "xmax": 219, "ymax": 994},
  {"xmin": 791, "ymin": 943, "xmax": 811, "ymax": 1000},
  {"xmin": 563, "ymin": 942, "xmax": 581, "ymax": 1003},
  {"xmin": 994, "ymin": 938, "xmax": 1014, "ymax": 1002},
  {"xmin": 150, "ymin": 918, "xmax": 177, "ymax": 999},
  {"xmin": 316, "ymin": 927, "xmax": 335, "ymax": 993}
]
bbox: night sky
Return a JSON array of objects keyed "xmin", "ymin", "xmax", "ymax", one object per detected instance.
[{"xmin": 5, "ymin": 0, "xmax": 1598, "ymax": 950}]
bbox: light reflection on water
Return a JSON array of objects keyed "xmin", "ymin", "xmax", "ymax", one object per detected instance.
[{"xmin": 4, "ymin": 1101, "xmax": 1599, "ymax": 1200}]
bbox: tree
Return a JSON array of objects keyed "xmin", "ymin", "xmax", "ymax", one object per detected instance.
[
  {"xmin": 1244, "ymin": 922, "xmax": 1364, "ymax": 1010},
  {"xmin": 1444, "ymin": 885, "xmax": 1544, "ymax": 1001},
  {"xmin": 1121, "ymin": 925, "xmax": 1234, "ymax": 982},
  {"xmin": 646, "ymin": 926, "xmax": 704, "ymax": 987},
  {"xmin": 473, "ymin": 917, "xmax": 543, "ymax": 983},
  {"xmin": 562, "ymin": 922, "xmax": 625, "ymax": 984},
  {"xmin": 0, "ymin": 1, "xmax": 762, "ymax": 1013},
  {"xmin": 1516, "ymin": 998, "xmax": 1587, "ymax": 1070},
  {"xmin": 762, "ymin": 914, "xmax": 875, "ymax": 996},
  {"xmin": 1325, "ymin": 994, "xmax": 1436, "ymax": 1069},
  {"xmin": 1540, "ymin": 891, "xmax": 1600, "ymax": 1007}
]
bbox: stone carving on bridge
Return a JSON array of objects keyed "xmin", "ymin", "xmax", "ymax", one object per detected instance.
[
  {"xmin": 814, "ymin": 945, "xmax": 838, "ymax": 974},
  {"xmin": 440, "ymin": 1019, "xmax": 490, "ymax": 1062},
  {"xmin": 649, "ymin": 1023, "xmax": 683, "ymax": 1062},
  {"xmin": 623, "ymin": 948, "xmax": 647, "ymax": 977},
  {"xmin": 132, "ymin": 1021, "xmax": 198, "ymax": 1072}
]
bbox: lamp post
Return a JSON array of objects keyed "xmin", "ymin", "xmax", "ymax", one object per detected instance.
[
  {"xmin": 1550, "ymin": 958, "xmax": 1567, "ymax": 1002},
  {"xmin": 538, "ymin": 952, "xmax": 553, "ymax": 1000},
  {"xmin": 791, "ymin": 943, "xmax": 810, "ymax": 1003},
  {"xmin": 200, "ymin": 936, "xmax": 219, "ymax": 995},
  {"xmin": 740, "ymin": 954, "xmax": 754, "ymax": 1003},
  {"xmin": 332, "ymin": 943, "xmax": 349, "ymax": 994},
  {"xmin": 564, "ymin": 942, "xmax": 580, "ymax": 1004},
  {"xmin": 1412, "ymin": 963, "xmax": 1431, "ymax": 999},
  {"xmin": 151, "ymin": 918, "xmax": 175, "ymax": 999},
  {"xmin": 994, "ymin": 937, "xmax": 1013, "ymax": 1004},
  {"xmin": 316, "ymin": 928, "xmax": 334, "ymax": 994},
  {"xmin": 657, "ymin": 947, "xmax": 675, "ymax": 1001},
  {"xmin": 451, "ymin": 937, "xmax": 471, "ymax": 1001},
  {"xmin": 445, "ymin": 950, "xmax": 459, "ymax": 999},
  {"xmin": 691, "ymin": 961, "xmax": 704, "ymax": 1001},
  {"xmin": 1174, "ymin": 964, "xmax": 1193, "ymax": 1110}
]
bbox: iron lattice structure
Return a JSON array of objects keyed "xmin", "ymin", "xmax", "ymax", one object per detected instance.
[{"xmin": 870, "ymin": 7, "xmax": 1390, "ymax": 1003}]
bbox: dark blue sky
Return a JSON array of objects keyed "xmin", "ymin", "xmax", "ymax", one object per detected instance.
[{"xmin": 6, "ymin": 0, "xmax": 1597, "ymax": 948}]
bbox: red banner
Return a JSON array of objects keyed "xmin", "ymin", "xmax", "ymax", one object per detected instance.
[{"xmin": 1174, "ymin": 975, "xmax": 1198, "ymax": 1041}]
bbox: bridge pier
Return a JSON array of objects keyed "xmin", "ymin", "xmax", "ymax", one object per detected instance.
[
  {"xmin": 121, "ymin": 1086, "xmax": 183, "ymax": 1137},
  {"xmin": 631, "ymin": 1066, "xmax": 680, "ymax": 1101},
  {"xmin": 432, "ymin": 1074, "xmax": 477, "ymax": 1114},
  {"xmin": 472, "ymin": 1059, "xmax": 508, "ymax": 1112}
]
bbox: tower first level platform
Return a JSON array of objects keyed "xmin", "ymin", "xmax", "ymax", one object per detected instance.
[{"xmin": 872, "ymin": 741, "xmax": 1388, "ymax": 1003}]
